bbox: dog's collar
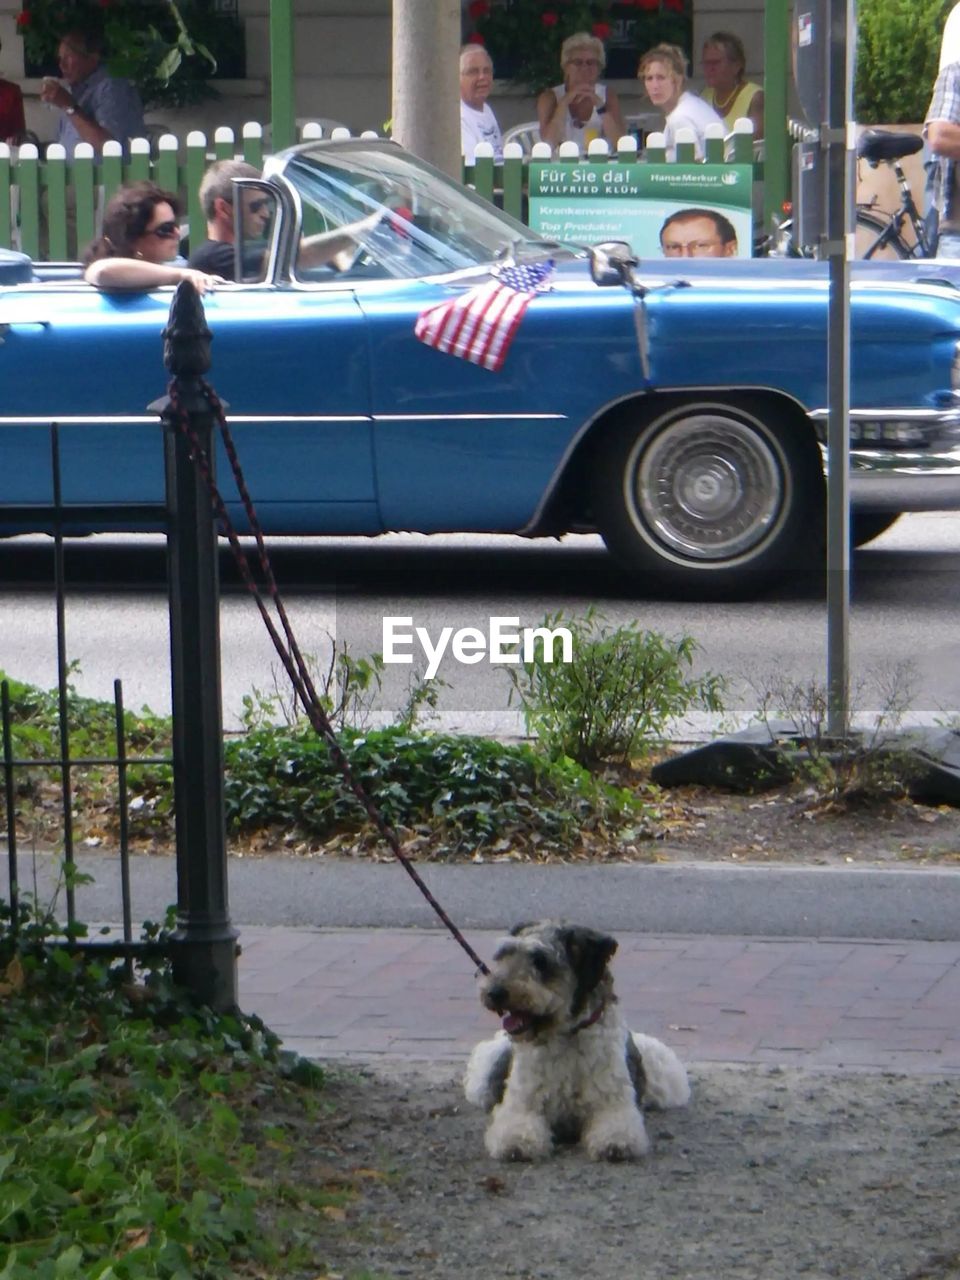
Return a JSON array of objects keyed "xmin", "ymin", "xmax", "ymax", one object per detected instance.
[{"xmin": 569, "ymin": 1002, "xmax": 606, "ymax": 1035}]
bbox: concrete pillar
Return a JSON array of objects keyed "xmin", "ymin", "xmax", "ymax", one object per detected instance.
[{"xmin": 392, "ymin": 0, "xmax": 461, "ymax": 177}]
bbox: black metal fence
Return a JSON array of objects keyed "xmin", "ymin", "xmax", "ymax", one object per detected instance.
[{"xmin": 1, "ymin": 283, "xmax": 238, "ymax": 1009}]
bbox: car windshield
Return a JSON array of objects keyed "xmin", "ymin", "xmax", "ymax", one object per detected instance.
[{"xmin": 272, "ymin": 139, "xmax": 555, "ymax": 280}]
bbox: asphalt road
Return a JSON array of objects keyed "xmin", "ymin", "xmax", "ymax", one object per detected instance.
[
  {"xmin": 8, "ymin": 854, "xmax": 960, "ymax": 942},
  {"xmin": 4, "ymin": 515, "xmax": 960, "ymax": 734}
]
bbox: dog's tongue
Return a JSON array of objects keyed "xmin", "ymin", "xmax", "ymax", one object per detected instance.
[{"xmin": 502, "ymin": 1012, "xmax": 526, "ymax": 1034}]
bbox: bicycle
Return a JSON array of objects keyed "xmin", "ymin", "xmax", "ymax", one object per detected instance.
[
  {"xmin": 756, "ymin": 129, "xmax": 934, "ymax": 260},
  {"xmin": 855, "ymin": 128, "xmax": 934, "ymax": 259}
]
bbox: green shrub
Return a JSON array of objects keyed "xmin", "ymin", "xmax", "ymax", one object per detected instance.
[
  {"xmin": 750, "ymin": 662, "xmax": 921, "ymax": 806},
  {"xmin": 224, "ymin": 724, "xmax": 643, "ymax": 856},
  {"xmin": 505, "ymin": 609, "xmax": 725, "ymax": 767},
  {"xmin": 0, "ymin": 896, "xmax": 333, "ymax": 1279},
  {"xmin": 855, "ymin": 0, "xmax": 952, "ymax": 123}
]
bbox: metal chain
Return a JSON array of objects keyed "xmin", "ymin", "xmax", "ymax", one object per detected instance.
[{"xmin": 166, "ymin": 379, "xmax": 490, "ymax": 976}]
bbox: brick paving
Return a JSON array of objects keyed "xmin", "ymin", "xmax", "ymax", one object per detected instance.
[{"xmin": 237, "ymin": 927, "xmax": 960, "ymax": 1074}]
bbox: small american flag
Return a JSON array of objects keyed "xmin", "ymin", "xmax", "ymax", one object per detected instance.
[{"xmin": 414, "ymin": 259, "xmax": 555, "ymax": 373}]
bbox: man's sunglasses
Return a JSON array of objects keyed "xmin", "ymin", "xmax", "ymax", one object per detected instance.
[
  {"xmin": 148, "ymin": 219, "xmax": 181, "ymax": 240},
  {"xmin": 246, "ymin": 198, "xmax": 271, "ymax": 214}
]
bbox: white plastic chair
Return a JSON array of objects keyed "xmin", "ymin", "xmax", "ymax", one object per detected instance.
[{"xmin": 502, "ymin": 120, "xmax": 541, "ymax": 155}]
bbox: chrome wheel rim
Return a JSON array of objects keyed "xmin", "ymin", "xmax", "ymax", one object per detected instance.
[{"xmin": 629, "ymin": 411, "xmax": 788, "ymax": 562}]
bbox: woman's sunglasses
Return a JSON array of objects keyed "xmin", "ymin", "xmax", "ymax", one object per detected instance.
[{"xmin": 148, "ymin": 219, "xmax": 181, "ymax": 240}]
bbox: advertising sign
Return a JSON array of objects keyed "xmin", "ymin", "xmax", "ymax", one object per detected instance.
[{"xmin": 527, "ymin": 162, "xmax": 754, "ymax": 259}]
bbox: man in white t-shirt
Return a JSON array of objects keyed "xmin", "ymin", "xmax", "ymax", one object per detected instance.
[
  {"xmin": 942, "ymin": 4, "xmax": 960, "ymax": 67},
  {"xmin": 460, "ymin": 44, "xmax": 503, "ymax": 163}
]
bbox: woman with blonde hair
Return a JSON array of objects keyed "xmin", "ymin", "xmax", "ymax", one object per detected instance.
[
  {"xmin": 537, "ymin": 31, "xmax": 625, "ymax": 149},
  {"xmin": 637, "ymin": 43, "xmax": 724, "ymax": 160},
  {"xmin": 701, "ymin": 31, "xmax": 764, "ymax": 137}
]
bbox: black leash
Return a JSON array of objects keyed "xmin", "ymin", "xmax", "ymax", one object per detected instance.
[{"xmin": 167, "ymin": 379, "xmax": 490, "ymax": 977}]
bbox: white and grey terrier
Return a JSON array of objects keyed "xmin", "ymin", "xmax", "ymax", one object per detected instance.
[{"xmin": 464, "ymin": 921, "xmax": 690, "ymax": 1162}]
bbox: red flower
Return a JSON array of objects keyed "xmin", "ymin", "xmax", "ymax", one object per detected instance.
[
  {"xmin": 636, "ymin": 0, "xmax": 659, "ymax": 10},
  {"xmin": 467, "ymin": 31, "xmax": 486, "ymax": 44},
  {"xmin": 541, "ymin": 11, "xmax": 559, "ymax": 26},
  {"xmin": 592, "ymin": 22, "xmax": 611, "ymax": 38},
  {"xmin": 468, "ymin": 0, "xmax": 489, "ymax": 17},
  {"xmin": 664, "ymin": 0, "xmax": 684, "ymax": 8},
  {"xmin": 15, "ymin": 10, "xmax": 30, "ymax": 26}
]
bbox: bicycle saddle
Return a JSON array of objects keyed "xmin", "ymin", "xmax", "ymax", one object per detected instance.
[{"xmin": 857, "ymin": 129, "xmax": 924, "ymax": 164}]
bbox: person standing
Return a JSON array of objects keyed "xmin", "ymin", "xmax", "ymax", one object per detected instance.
[
  {"xmin": 460, "ymin": 43, "xmax": 503, "ymax": 163},
  {"xmin": 700, "ymin": 31, "xmax": 764, "ymax": 138},
  {"xmin": 0, "ymin": 38, "xmax": 26, "ymax": 144},
  {"xmin": 39, "ymin": 28, "xmax": 144, "ymax": 157},
  {"xmin": 924, "ymin": 56, "xmax": 960, "ymax": 257},
  {"xmin": 941, "ymin": 3, "xmax": 960, "ymax": 67}
]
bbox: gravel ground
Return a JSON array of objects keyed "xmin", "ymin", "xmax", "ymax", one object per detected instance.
[{"xmin": 311, "ymin": 1060, "xmax": 960, "ymax": 1280}]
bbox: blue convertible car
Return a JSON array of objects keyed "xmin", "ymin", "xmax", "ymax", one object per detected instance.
[{"xmin": 3, "ymin": 136, "xmax": 960, "ymax": 598}]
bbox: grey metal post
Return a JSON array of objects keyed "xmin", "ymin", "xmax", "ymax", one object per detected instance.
[
  {"xmin": 823, "ymin": 0, "xmax": 856, "ymax": 737},
  {"xmin": 151, "ymin": 281, "xmax": 238, "ymax": 1011},
  {"xmin": 392, "ymin": 0, "xmax": 461, "ymax": 176}
]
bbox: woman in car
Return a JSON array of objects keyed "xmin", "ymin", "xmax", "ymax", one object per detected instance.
[
  {"xmin": 637, "ymin": 43, "xmax": 724, "ymax": 161},
  {"xmin": 537, "ymin": 31, "xmax": 625, "ymax": 150},
  {"xmin": 83, "ymin": 181, "xmax": 223, "ymax": 293}
]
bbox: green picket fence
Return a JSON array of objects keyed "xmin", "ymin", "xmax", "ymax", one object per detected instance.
[
  {"xmin": 0, "ymin": 121, "xmax": 758, "ymax": 263},
  {"xmin": 0, "ymin": 122, "xmax": 284, "ymax": 262}
]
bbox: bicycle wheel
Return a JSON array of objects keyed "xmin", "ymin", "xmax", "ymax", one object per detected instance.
[{"xmin": 855, "ymin": 209, "xmax": 913, "ymax": 260}]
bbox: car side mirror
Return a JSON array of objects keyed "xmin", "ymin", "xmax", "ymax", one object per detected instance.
[{"xmin": 589, "ymin": 240, "xmax": 638, "ymax": 287}]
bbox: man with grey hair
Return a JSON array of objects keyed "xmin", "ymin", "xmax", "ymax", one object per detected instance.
[
  {"xmin": 188, "ymin": 159, "xmax": 265, "ymax": 278},
  {"xmin": 460, "ymin": 43, "xmax": 503, "ymax": 163},
  {"xmin": 187, "ymin": 156, "xmax": 384, "ymax": 280},
  {"xmin": 40, "ymin": 27, "xmax": 144, "ymax": 158}
]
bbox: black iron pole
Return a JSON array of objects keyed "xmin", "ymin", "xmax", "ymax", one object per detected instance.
[{"xmin": 151, "ymin": 280, "xmax": 238, "ymax": 1011}]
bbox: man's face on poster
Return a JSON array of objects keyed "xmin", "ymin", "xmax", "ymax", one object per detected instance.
[{"xmin": 660, "ymin": 214, "xmax": 737, "ymax": 257}]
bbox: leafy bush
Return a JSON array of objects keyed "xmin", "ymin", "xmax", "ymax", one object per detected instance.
[
  {"xmin": 0, "ymin": 896, "xmax": 332, "ymax": 1279},
  {"xmin": 1, "ymin": 663, "xmax": 649, "ymax": 859},
  {"xmin": 0, "ymin": 668, "xmax": 173, "ymax": 842},
  {"xmin": 468, "ymin": 0, "xmax": 692, "ymax": 94},
  {"xmin": 17, "ymin": 0, "xmax": 242, "ymax": 109},
  {"xmin": 239, "ymin": 641, "xmax": 388, "ymax": 733},
  {"xmin": 224, "ymin": 724, "xmax": 643, "ymax": 856},
  {"xmin": 855, "ymin": 0, "xmax": 951, "ymax": 123},
  {"xmin": 750, "ymin": 662, "xmax": 921, "ymax": 806},
  {"xmin": 506, "ymin": 609, "xmax": 725, "ymax": 767}
]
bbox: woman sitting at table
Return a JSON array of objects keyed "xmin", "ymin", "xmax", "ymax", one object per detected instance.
[
  {"xmin": 537, "ymin": 31, "xmax": 625, "ymax": 150},
  {"xmin": 700, "ymin": 31, "xmax": 764, "ymax": 138},
  {"xmin": 83, "ymin": 181, "xmax": 223, "ymax": 293},
  {"xmin": 637, "ymin": 43, "xmax": 724, "ymax": 161}
]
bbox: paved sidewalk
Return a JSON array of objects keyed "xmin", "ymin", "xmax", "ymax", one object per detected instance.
[{"xmin": 237, "ymin": 927, "xmax": 960, "ymax": 1075}]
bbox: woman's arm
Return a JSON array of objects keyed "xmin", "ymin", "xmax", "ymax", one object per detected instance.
[
  {"xmin": 84, "ymin": 259, "xmax": 222, "ymax": 293},
  {"xmin": 748, "ymin": 88, "xmax": 764, "ymax": 141},
  {"xmin": 537, "ymin": 87, "xmax": 568, "ymax": 148},
  {"xmin": 601, "ymin": 86, "xmax": 626, "ymax": 143}
]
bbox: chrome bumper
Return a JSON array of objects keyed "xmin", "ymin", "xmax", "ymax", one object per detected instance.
[{"xmin": 812, "ymin": 406, "xmax": 960, "ymax": 512}]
